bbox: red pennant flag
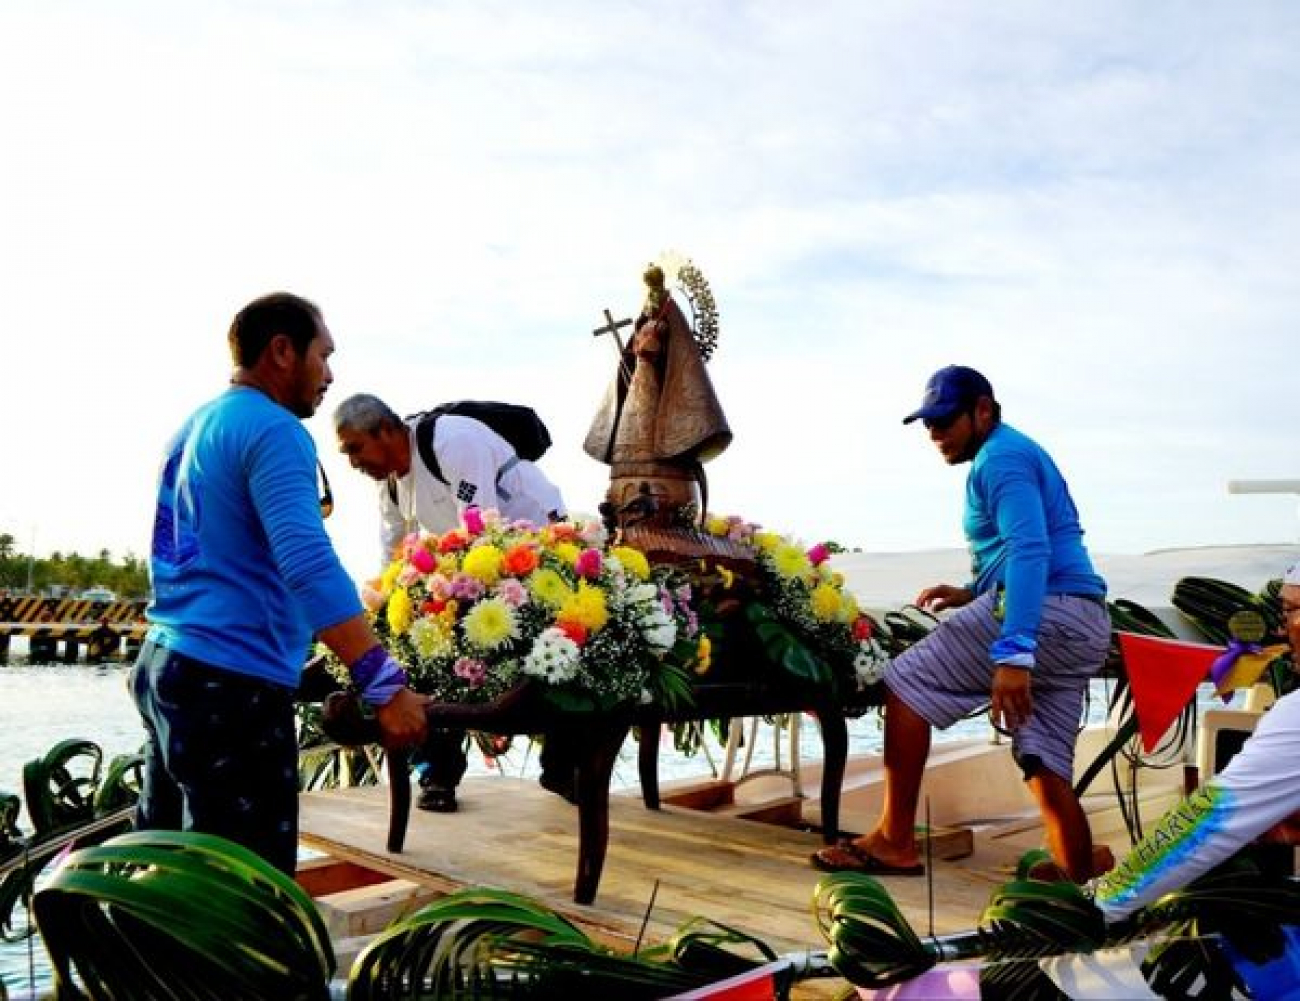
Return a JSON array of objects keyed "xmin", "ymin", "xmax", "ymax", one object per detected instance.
[
  {"xmin": 666, "ymin": 960, "xmax": 789, "ymax": 1000},
  {"xmin": 1117, "ymin": 632, "xmax": 1220, "ymax": 752}
]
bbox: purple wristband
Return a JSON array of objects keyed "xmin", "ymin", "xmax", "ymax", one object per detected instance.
[
  {"xmin": 351, "ymin": 646, "xmax": 409, "ymax": 707},
  {"xmin": 349, "ymin": 645, "xmax": 390, "ymax": 691},
  {"xmin": 362, "ymin": 675, "xmax": 408, "ymax": 708}
]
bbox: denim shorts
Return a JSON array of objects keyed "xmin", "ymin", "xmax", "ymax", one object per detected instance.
[{"xmin": 129, "ymin": 639, "xmax": 299, "ymax": 874}]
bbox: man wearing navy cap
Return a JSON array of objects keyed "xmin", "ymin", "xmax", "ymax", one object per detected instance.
[{"xmin": 814, "ymin": 365, "xmax": 1112, "ymax": 882}]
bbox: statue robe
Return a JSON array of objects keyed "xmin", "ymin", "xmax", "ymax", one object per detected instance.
[{"xmin": 584, "ymin": 296, "xmax": 731, "ymax": 470}]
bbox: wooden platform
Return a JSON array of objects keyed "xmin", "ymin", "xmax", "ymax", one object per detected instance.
[
  {"xmin": 298, "ymin": 728, "xmax": 1200, "ymax": 998},
  {"xmin": 300, "ymin": 775, "xmax": 1032, "ymax": 998}
]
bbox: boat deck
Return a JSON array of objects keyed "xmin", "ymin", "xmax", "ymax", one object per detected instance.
[{"xmin": 299, "ymin": 765, "xmax": 1185, "ymax": 999}]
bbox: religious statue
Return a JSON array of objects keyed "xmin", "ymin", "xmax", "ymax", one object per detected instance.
[{"xmin": 586, "ymin": 259, "xmax": 750, "ymax": 567}]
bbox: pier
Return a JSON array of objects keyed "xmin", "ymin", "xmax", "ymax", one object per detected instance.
[{"xmin": 0, "ymin": 594, "xmax": 147, "ymax": 663}]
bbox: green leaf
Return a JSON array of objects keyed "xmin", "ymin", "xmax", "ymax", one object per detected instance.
[
  {"xmin": 33, "ymin": 831, "xmax": 335, "ymax": 1000},
  {"xmin": 746, "ymin": 603, "xmax": 832, "ymax": 687},
  {"xmin": 348, "ymin": 887, "xmax": 705, "ymax": 999}
]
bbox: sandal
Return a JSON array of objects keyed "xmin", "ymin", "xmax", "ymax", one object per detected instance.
[
  {"xmin": 417, "ymin": 787, "xmax": 458, "ymax": 813},
  {"xmin": 810, "ymin": 841, "xmax": 924, "ymax": 876}
]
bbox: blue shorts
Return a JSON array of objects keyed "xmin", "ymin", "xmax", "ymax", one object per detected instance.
[
  {"xmin": 884, "ymin": 591, "xmax": 1111, "ymax": 782},
  {"xmin": 129, "ymin": 639, "xmax": 299, "ymax": 874}
]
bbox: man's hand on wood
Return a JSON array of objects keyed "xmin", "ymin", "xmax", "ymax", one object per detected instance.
[
  {"xmin": 376, "ymin": 688, "xmax": 430, "ymax": 748},
  {"xmin": 916, "ymin": 584, "xmax": 974, "ymax": 613}
]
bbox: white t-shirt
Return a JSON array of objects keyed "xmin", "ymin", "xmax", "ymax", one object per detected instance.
[
  {"xmin": 377, "ymin": 414, "xmax": 566, "ymax": 567},
  {"xmin": 1094, "ymin": 686, "xmax": 1300, "ymax": 921}
]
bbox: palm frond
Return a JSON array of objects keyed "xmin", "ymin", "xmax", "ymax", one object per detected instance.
[
  {"xmin": 348, "ymin": 887, "xmax": 710, "ymax": 1000},
  {"xmin": 33, "ymin": 830, "xmax": 335, "ymax": 1001}
]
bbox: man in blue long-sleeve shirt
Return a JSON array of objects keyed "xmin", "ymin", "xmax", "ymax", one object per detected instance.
[
  {"xmin": 132, "ymin": 292, "xmax": 428, "ymax": 874},
  {"xmin": 814, "ymin": 365, "xmax": 1112, "ymax": 882}
]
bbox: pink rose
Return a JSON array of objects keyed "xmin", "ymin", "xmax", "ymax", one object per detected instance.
[
  {"xmin": 807, "ymin": 542, "xmax": 831, "ymax": 566},
  {"xmin": 463, "ymin": 507, "xmax": 485, "ymax": 535},
  {"xmin": 496, "ymin": 578, "xmax": 528, "ymax": 607},
  {"xmin": 453, "ymin": 657, "xmax": 487, "ymax": 688},
  {"xmin": 575, "ymin": 548, "xmax": 603, "ymax": 580},
  {"xmin": 410, "ymin": 548, "xmax": 436, "ymax": 573}
]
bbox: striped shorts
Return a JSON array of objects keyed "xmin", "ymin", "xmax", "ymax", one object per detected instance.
[{"xmin": 884, "ymin": 591, "xmax": 1111, "ymax": 782}]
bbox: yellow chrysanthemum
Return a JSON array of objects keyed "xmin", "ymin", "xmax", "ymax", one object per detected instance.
[
  {"xmin": 773, "ymin": 542, "xmax": 813, "ymax": 582},
  {"xmin": 462, "ymin": 545, "xmax": 504, "ymax": 585},
  {"xmin": 840, "ymin": 590, "xmax": 861, "ymax": 623},
  {"xmin": 810, "ymin": 582, "xmax": 842, "ymax": 622},
  {"xmin": 380, "ymin": 560, "xmax": 403, "ymax": 593},
  {"xmin": 462, "ymin": 597, "xmax": 519, "ymax": 651},
  {"xmin": 694, "ymin": 634, "xmax": 712, "ymax": 675},
  {"xmin": 611, "ymin": 545, "xmax": 650, "ymax": 581},
  {"xmin": 436, "ymin": 554, "xmax": 460, "ymax": 577},
  {"xmin": 386, "ymin": 586, "xmax": 414, "ymax": 635},
  {"xmin": 703, "ymin": 514, "xmax": 729, "ymax": 537},
  {"xmin": 410, "ymin": 616, "xmax": 454, "ymax": 658},
  {"xmin": 558, "ymin": 581, "xmax": 609, "ymax": 633},
  {"xmin": 529, "ymin": 567, "xmax": 573, "ymax": 608},
  {"xmin": 752, "ymin": 531, "xmax": 782, "ymax": 553},
  {"xmin": 551, "ymin": 541, "xmax": 581, "ymax": 567}
]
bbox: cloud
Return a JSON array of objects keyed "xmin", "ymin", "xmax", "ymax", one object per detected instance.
[{"xmin": 2, "ymin": 1, "xmax": 1299, "ymax": 578}]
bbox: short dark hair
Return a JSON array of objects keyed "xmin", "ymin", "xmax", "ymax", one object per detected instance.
[{"xmin": 227, "ymin": 292, "xmax": 322, "ymax": 367}]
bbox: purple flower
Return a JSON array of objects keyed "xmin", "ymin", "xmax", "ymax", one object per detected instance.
[{"xmin": 450, "ymin": 574, "xmax": 486, "ymax": 602}]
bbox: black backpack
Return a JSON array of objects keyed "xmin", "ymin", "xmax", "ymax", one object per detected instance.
[{"xmin": 407, "ymin": 400, "xmax": 553, "ymax": 486}]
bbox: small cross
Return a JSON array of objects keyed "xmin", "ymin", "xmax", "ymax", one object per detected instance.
[{"xmin": 592, "ymin": 308, "xmax": 634, "ymax": 381}]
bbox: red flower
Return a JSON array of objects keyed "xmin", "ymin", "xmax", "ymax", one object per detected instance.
[
  {"xmin": 557, "ymin": 620, "xmax": 588, "ymax": 646},
  {"xmin": 502, "ymin": 543, "xmax": 540, "ymax": 577},
  {"xmin": 438, "ymin": 530, "xmax": 470, "ymax": 553},
  {"xmin": 852, "ymin": 616, "xmax": 873, "ymax": 641}
]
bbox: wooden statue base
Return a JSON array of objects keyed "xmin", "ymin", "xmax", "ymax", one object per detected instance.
[{"xmin": 617, "ymin": 522, "xmax": 758, "ymax": 575}]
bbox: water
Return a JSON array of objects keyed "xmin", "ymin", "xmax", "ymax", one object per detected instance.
[{"xmin": 0, "ymin": 659, "xmax": 1122, "ymax": 997}]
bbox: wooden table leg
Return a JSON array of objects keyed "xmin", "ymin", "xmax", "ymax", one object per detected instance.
[
  {"xmin": 816, "ymin": 707, "xmax": 848, "ymax": 844},
  {"xmin": 572, "ymin": 721, "xmax": 629, "ymax": 905},
  {"xmin": 637, "ymin": 721, "xmax": 662, "ymax": 810},
  {"xmin": 385, "ymin": 747, "xmax": 411, "ymax": 853}
]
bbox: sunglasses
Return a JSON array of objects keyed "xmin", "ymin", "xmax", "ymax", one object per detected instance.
[
  {"xmin": 318, "ymin": 461, "xmax": 334, "ymax": 519},
  {"xmin": 923, "ymin": 411, "xmax": 968, "ymax": 432}
]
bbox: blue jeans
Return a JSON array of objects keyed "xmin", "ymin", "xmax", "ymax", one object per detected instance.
[{"xmin": 129, "ymin": 639, "xmax": 299, "ymax": 874}]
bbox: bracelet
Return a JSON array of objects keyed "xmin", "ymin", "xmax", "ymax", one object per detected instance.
[{"xmin": 350, "ymin": 645, "xmax": 409, "ymax": 707}]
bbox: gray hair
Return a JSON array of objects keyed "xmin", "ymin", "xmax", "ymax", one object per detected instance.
[{"xmin": 333, "ymin": 393, "xmax": 402, "ymax": 435}]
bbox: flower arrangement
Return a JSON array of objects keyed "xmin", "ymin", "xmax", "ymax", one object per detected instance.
[
  {"xmin": 349, "ymin": 508, "xmax": 887, "ymax": 714},
  {"xmin": 357, "ymin": 510, "xmax": 702, "ymax": 712},
  {"xmin": 696, "ymin": 513, "xmax": 889, "ymax": 698}
]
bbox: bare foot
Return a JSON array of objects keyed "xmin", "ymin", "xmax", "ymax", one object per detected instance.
[
  {"xmin": 1090, "ymin": 844, "xmax": 1116, "ymax": 877},
  {"xmin": 1026, "ymin": 844, "xmax": 1116, "ymax": 883}
]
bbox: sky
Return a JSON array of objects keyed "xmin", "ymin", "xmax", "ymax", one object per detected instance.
[{"xmin": 2, "ymin": 1, "xmax": 1299, "ymax": 587}]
